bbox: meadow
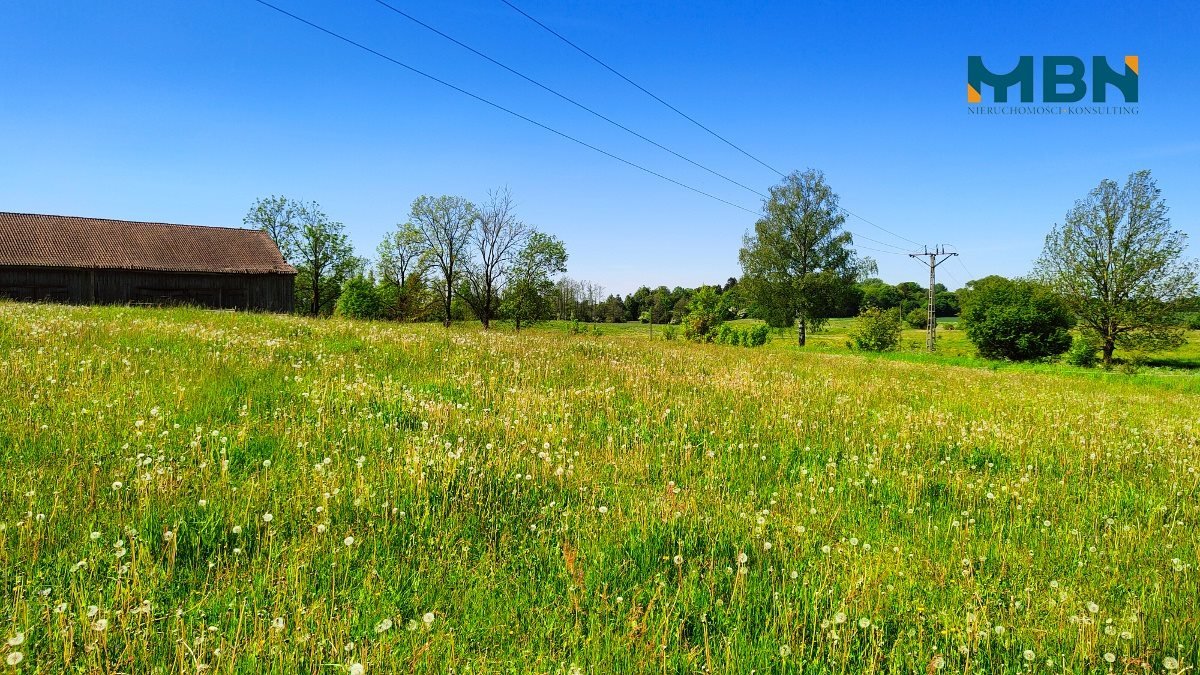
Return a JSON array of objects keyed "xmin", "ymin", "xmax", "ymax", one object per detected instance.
[{"xmin": 1, "ymin": 302, "xmax": 1198, "ymax": 673}]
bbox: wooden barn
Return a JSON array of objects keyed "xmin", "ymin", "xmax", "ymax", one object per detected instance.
[{"xmin": 0, "ymin": 212, "xmax": 296, "ymax": 312}]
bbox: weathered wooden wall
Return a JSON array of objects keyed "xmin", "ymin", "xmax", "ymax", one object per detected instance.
[{"xmin": 0, "ymin": 267, "xmax": 294, "ymax": 312}]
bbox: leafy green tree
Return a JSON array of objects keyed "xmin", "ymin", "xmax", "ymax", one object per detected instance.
[
  {"xmin": 376, "ymin": 222, "xmax": 428, "ymax": 320},
  {"xmin": 738, "ymin": 169, "xmax": 870, "ymax": 345},
  {"xmin": 850, "ymin": 307, "xmax": 902, "ymax": 352},
  {"xmin": 935, "ymin": 289, "xmax": 960, "ymax": 317},
  {"xmin": 960, "ymin": 277, "xmax": 1074, "ymax": 361},
  {"xmin": 858, "ymin": 279, "xmax": 901, "ymax": 311},
  {"xmin": 1035, "ymin": 170, "xmax": 1198, "ymax": 365},
  {"xmin": 244, "ymin": 195, "xmax": 303, "ymax": 261},
  {"xmin": 293, "ymin": 203, "xmax": 360, "ymax": 316},
  {"xmin": 502, "ymin": 231, "xmax": 568, "ymax": 330},
  {"xmin": 335, "ymin": 276, "xmax": 383, "ymax": 320},
  {"xmin": 682, "ymin": 286, "xmax": 724, "ymax": 342},
  {"xmin": 410, "ymin": 195, "xmax": 477, "ymax": 327}
]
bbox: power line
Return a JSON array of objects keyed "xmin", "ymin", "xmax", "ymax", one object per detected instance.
[
  {"xmin": 248, "ymin": 0, "xmax": 759, "ymax": 216},
  {"xmin": 498, "ymin": 0, "xmax": 786, "ymax": 178},
  {"xmin": 946, "ymin": 245, "xmax": 978, "ymax": 281},
  {"xmin": 247, "ymin": 1, "xmax": 913, "ymax": 259},
  {"xmin": 498, "ymin": 0, "xmax": 925, "ymax": 251},
  {"xmin": 369, "ymin": 0, "xmax": 768, "ymax": 200},
  {"xmin": 842, "ymin": 209, "xmax": 924, "ymax": 248}
]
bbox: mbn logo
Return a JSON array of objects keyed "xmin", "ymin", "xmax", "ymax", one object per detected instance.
[{"xmin": 967, "ymin": 56, "xmax": 1138, "ymax": 103}]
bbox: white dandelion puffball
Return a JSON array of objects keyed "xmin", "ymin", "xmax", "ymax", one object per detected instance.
[
  {"xmin": 6, "ymin": 652, "xmax": 23, "ymax": 666},
  {"xmin": 92, "ymin": 618, "xmax": 109, "ymax": 632},
  {"xmin": 779, "ymin": 645, "xmax": 791, "ymax": 657},
  {"xmin": 597, "ymin": 506, "xmax": 608, "ymax": 514},
  {"xmin": 673, "ymin": 555, "xmax": 683, "ymax": 565},
  {"xmin": 232, "ymin": 525, "xmax": 242, "ymax": 535},
  {"xmin": 349, "ymin": 663, "xmax": 364, "ymax": 675},
  {"xmin": 422, "ymin": 612, "xmax": 435, "ymax": 626},
  {"xmin": 1023, "ymin": 650, "xmax": 1035, "ymax": 661},
  {"xmin": 6, "ymin": 632, "xmax": 24, "ymax": 646},
  {"xmin": 737, "ymin": 552, "xmax": 748, "ymax": 564},
  {"xmin": 262, "ymin": 513, "xmax": 273, "ymax": 523},
  {"xmin": 858, "ymin": 618, "xmax": 870, "ymax": 629},
  {"xmin": 1104, "ymin": 653, "xmax": 1116, "ymax": 663},
  {"xmin": 344, "ymin": 536, "xmax": 355, "ymax": 547},
  {"xmin": 1164, "ymin": 657, "xmax": 1179, "ymax": 670},
  {"xmin": 374, "ymin": 618, "xmax": 392, "ymax": 633},
  {"xmin": 271, "ymin": 617, "xmax": 285, "ymax": 630}
]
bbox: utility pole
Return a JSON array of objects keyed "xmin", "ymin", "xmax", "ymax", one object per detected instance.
[{"xmin": 908, "ymin": 246, "xmax": 958, "ymax": 352}]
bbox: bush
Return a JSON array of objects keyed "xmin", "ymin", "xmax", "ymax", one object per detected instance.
[
  {"xmin": 850, "ymin": 307, "xmax": 902, "ymax": 352},
  {"xmin": 334, "ymin": 277, "xmax": 383, "ymax": 320},
  {"xmin": 711, "ymin": 322, "xmax": 769, "ymax": 348},
  {"xmin": 904, "ymin": 307, "xmax": 928, "ymax": 329},
  {"xmin": 661, "ymin": 324, "xmax": 679, "ymax": 341},
  {"xmin": 1065, "ymin": 335, "xmax": 1099, "ymax": 367},
  {"xmin": 747, "ymin": 324, "xmax": 770, "ymax": 346},
  {"xmin": 960, "ymin": 277, "xmax": 1074, "ymax": 361}
]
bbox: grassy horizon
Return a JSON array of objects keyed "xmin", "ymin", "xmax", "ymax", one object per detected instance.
[{"xmin": 1, "ymin": 302, "xmax": 1198, "ymax": 673}]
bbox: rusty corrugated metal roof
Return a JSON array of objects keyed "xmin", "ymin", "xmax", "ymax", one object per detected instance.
[{"xmin": 0, "ymin": 212, "xmax": 296, "ymax": 274}]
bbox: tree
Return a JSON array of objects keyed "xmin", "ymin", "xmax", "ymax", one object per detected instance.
[
  {"xmin": 376, "ymin": 222, "xmax": 429, "ymax": 320},
  {"xmin": 244, "ymin": 195, "xmax": 303, "ymax": 261},
  {"xmin": 1035, "ymin": 170, "xmax": 1198, "ymax": 365},
  {"xmin": 410, "ymin": 195, "xmax": 477, "ymax": 327},
  {"xmin": 738, "ymin": 169, "xmax": 869, "ymax": 345},
  {"xmin": 850, "ymin": 307, "xmax": 902, "ymax": 352},
  {"xmin": 376, "ymin": 222, "xmax": 426, "ymax": 288},
  {"xmin": 960, "ymin": 277, "xmax": 1074, "ymax": 361},
  {"xmin": 462, "ymin": 188, "xmax": 529, "ymax": 329},
  {"xmin": 681, "ymin": 286, "xmax": 724, "ymax": 341},
  {"xmin": 502, "ymin": 231, "xmax": 568, "ymax": 330},
  {"xmin": 858, "ymin": 279, "xmax": 901, "ymax": 311},
  {"xmin": 294, "ymin": 203, "xmax": 360, "ymax": 316},
  {"xmin": 335, "ymin": 276, "xmax": 383, "ymax": 320}
]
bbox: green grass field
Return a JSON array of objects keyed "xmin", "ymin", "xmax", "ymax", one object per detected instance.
[{"xmin": 1, "ymin": 303, "xmax": 1198, "ymax": 673}]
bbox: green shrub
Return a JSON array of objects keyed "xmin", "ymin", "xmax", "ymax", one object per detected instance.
[
  {"xmin": 960, "ymin": 277, "xmax": 1074, "ymax": 361},
  {"xmin": 747, "ymin": 324, "xmax": 770, "ymax": 347},
  {"xmin": 334, "ymin": 277, "xmax": 383, "ymax": 320},
  {"xmin": 904, "ymin": 307, "xmax": 928, "ymax": 329},
  {"xmin": 1064, "ymin": 335, "xmax": 1099, "ymax": 367},
  {"xmin": 662, "ymin": 324, "xmax": 678, "ymax": 341},
  {"xmin": 850, "ymin": 307, "xmax": 902, "ymax": 352}
]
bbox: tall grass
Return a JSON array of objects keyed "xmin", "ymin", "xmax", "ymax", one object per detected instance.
[{"xmin": 1, "ymin": 303, "xmax": 1197, "ymax": 673}]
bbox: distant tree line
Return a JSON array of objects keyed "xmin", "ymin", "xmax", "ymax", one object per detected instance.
[
  {"xmin": 245, "ymin": 167, "xmax": 1197, "ymax": 369},
  {"xmin": 245, "ymin": 187, "xmax": 567, "ymax": 328}
]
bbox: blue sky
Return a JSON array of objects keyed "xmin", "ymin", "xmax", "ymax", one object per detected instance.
[{"xmin": 2, "ymin": 0, "xmax": 1197, "ymax": 295}]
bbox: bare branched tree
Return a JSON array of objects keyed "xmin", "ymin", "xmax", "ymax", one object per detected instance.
[{"xmin": 462, "ymin": 187, "xmax": 530, "ymax": 329}]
